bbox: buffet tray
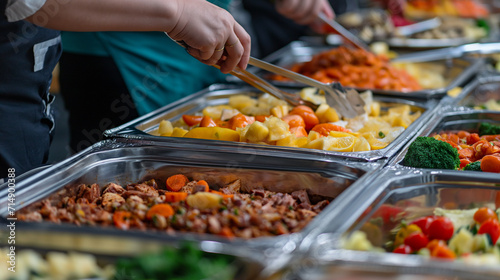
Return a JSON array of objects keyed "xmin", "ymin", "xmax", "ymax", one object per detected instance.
[
  {"xmin": 290, "ymin": 168, "xmax": 500, "ymax": 280},
  {"xmin": 247, "ymin": 41, "xmax": 483, "ymax": 99},
  {"xmin": 104, "ymin": 84, "xmax": 436, "ymax": 163},
  {"xmin": 390, "ymin": 108, "xmax": 500, "ymax": 167},
  {"xmin": 0, "ymin": 138, "xmax": 380, "ymax": 256},
  {"xmin": 445, "ymin": 75, "xmax": 500, "ymax": 108}
]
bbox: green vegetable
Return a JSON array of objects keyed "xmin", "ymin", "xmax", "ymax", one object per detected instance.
[
  {"xmin": 479, "ymin": 123, "xmax": 500, "ymax": 136},
  {"xmin": 463, "ymin": 161, "xmax": 482, "ymax": 172},
  {"xmin": 113, "ymin": 243, "xmax": 236, "ymax": 280},
  {"xmin": 378, "ymin": 131, "xmax": 385, "ymax": 138},
  {"xmin": 403, "ymin": 137, "xmax": 460, "ymax": 169}
]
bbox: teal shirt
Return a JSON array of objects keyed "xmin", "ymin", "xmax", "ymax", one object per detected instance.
[{"xmin": 62, "ymin": 0, "xmax": 230, "ymax": 116}]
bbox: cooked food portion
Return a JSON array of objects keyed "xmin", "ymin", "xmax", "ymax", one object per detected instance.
[
  {"xmin": 270, "ymin": 47, "xmax": 422, "ymax": 92},
  {"xmin": 403, "ymin": 123, "xmax": 500, "ymax": 172},
  {"xmin": 152, "ymin": 89, "xmax": 423, "ymax": 152},
  {"xmin": 343, "ymin": 205, "xmax": 500, "ymax": 264},
  {"xmin": 337, "ymin": 10, "xmax": 394, "ymax": 42},
  {"xmin": 16, "ymin": 175, "xmax": 330, "ymax": 239},
  {"xmin": 404, "ymin": 0, "xmax": 489, "ymax": 19},
  {"xmin": 395, "ymin": 17, "xmax": 487, "ymax": 41}
]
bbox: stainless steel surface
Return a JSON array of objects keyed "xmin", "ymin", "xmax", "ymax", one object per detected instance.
[
  {"xmin": 395, "ymin": 18, "xmax": 441, "ymax": 37},
  {"xmin": 248, "ymin": 56, "xmax": 365, "ymax": 118},
  {"xmin": 393, "ymin": 42, "xmax": 500, "ymax": 63},
  {"xmin": 0, "ymin": 138, "xmax": 377, "ymax": 255},
  {"xmin": 104, "ymin": 84, "xmax": 436, "ymax": 162},
  {"xmin": 318, "ymin": 12, "xmax": 370, "ymax": 51},
  {"xmin": 249, "ymin": 41, "xmax": 483, "ymax": 99},
  {"xmin": 390, "ymin": 108, "xmax": 500, "ymax": 167},
  {"xmin": 445, "ymin": 75, "xmax": 500, "ymax": 108},
  {"xmin": 295, "ymin": 169, "xmax": 500, "ymax": 280}
]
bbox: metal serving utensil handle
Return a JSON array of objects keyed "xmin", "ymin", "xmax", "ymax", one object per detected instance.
[{"xmin": 317, "ymin": 12, "xmax": 370, "ymax": 51}]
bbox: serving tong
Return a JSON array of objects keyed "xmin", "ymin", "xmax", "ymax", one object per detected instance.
[{"xmin": 164, "ymin": 33, "xmax": 365, "ymax": 118}]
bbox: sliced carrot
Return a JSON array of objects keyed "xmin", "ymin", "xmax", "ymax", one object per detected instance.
[
  {"xmin": 214, "ymin": 119, "xmax": 229, "ymax": 128},
  {"xmin": 166, "ymin": 174, "xmax": 188, "ymax": 192},
  {"xmin": 146, "ymin": 204, "xmax": 174, "ymax": 219},
  {"xmin": 182, "ymin": 115, "xmax": 203, "ymax": 127},
  {"xmin": 196, "ymin": 180, "xmax": 210, "ymax": 192},
  {"xmin": 228, "ymin": 114, "xmax": 255, "ymax": 130},
  {"xmin": 457, "ymin": 148, "xmax": 473, "ymax": 159},
  {"xmin": 481, "ymin": 154, "xmax": 500, "ymax": 173},
  {"xmin": 113, "ymin": 211, "xmax": 132, "ymax": 230},
  {"xmin": 255, "ymin": 115, "xmax": 270, "ymax": 122},
  {"xmin": 311, "ymin": 123, "xmax": 351, "ymax": 137},
  {"xmin": 209, "ymin": 190, "xmax": 234, "ymax": 200},
  {"xmin": 199, "ymin": 116, "xmax": 217, "ymax": 127},
  {"xmin": 281, "ymin": 114, "xmax": 305, "ymax": 128},
  {"xmin": 459, "ymin": 159, "xmax": 471, "ymax": 169},
  {"xmin": 164, "ymin": 192, "xmax": 188, "ymax": 203},
  {"xmin": 431, "ymin": 243, "xmax": 456, "ymax": 259},
  {"xmin": 290, "ymin": 126, "xmax": 308, "ymax": 138}
]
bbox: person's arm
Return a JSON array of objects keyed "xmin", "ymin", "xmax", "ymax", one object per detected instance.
[
  {"xmin": 274, "ymin": 0, "xmax": 335, "ymax": 25},
  {"xmin": 24, "ymin": 0, "xmax": 250, "ymax": 73}
]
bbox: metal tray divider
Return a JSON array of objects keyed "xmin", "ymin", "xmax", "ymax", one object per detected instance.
[{"xmin": 446, "ymin": 74, "xmax": 500, "ymax": 107}]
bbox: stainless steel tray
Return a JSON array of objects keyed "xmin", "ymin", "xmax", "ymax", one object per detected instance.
[
  {"xmin": 247, "ymin": 41, "xmax": 483, "ymax": 99},
  {"xmin": 390, "ymin": 108, "xmax": 500, "ymax": 167},
  {"xmin": 0, "ymin": 138, "xmax": 379, "ymax": 256},
  {"xmin": 445, "ymin": 75, "xmax": 500, "ymax": 108},
  {"xmin": 291, "ymin": 169, "xmax": 500, "ymax": 280},
  {"xmin": 104, "ymin": 84, "xmax": 436, "ymax": 163}
]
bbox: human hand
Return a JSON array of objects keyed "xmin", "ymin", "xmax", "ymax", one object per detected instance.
[
  {"xmin": 166, "ymin": 0, "xmax": 251, "ymax": 73},
  {"xmin": 275, "ymin": 0, "xmax": 335, "ymax": 25}
]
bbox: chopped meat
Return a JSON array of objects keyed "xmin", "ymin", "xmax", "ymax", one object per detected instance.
[
  {"xmin": 76, "ymin": 184, "xmax": 100, "ymax": 203},
  {"xmin": 102, "ymin": 183, "xmax": 125, "ymax": 195},
  {"xmin": 292, "ymin": 190, "xmax": 311, "ymax": 205},
  {"xmin": 101, "ymin": 193, "xmax": 125, "ymax": 209},
  {"xmin": 312, "ymin": 200, "xmax": 330, "ymax": 212},
  {"xmin": 134, "ymin": 183, "xmax": 159, "ymax": 197}
]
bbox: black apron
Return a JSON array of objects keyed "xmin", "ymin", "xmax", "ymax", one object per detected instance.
[{"xmin": 0, "ymin": 2, "xmax": 61, "ymax": 178}]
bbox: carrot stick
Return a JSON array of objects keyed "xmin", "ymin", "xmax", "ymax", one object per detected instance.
[
  {"xmin": 146, "ymin": 204, "xmax": 174, "ymax": 219},
  {"xmin": 164, "ymin": 192, "xmax": 188, "ymax": 203},
  {"xmin": 166, "ymin": 174, "xmax": 188, "ymax": 192}
]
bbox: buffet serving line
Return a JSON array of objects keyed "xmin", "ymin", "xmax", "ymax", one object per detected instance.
[{"xmin": 3, "ymin": 4, "xmax": 500, "ymax": 280}]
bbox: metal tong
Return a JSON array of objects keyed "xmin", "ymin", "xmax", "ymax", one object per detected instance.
[
  {"xmin": 164, "ymin": 32, "xmax": 365, "ymax": 118},
  {"xmin": 247, "ymin": 57, "xmax": 365, "ymax": 118}
]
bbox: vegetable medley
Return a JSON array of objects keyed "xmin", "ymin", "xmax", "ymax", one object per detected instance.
[
  {"xmin": 344, "ymin": 205, "xmax": 500, "ymax": 264},
  {"xmin": 403, "ymin": 123, "xmax": 500, "ymax": 172},
  {"xmin": 153, "ymin": 89, "xmax": 422, "ymax": 152}
]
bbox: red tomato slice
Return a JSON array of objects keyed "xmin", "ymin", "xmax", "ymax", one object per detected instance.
[
  {"xmin": 478, "ymin": 219, "xmax": 500, "ymax": 244},
  {"xmin": 428, "ymin": 217, "xmax": 454, "ymax": 241},
  {"xmin": 404, "ymin": 232, "xmax": 429, "ymax": 251}
]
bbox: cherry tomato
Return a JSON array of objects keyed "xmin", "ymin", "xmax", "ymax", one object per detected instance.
[
  {"xmin": 410, "ymin": 216, "xmax": 435, "ymax": 236},
  {"xmin": 289, "ymin": 105, "xmax": 319, "ymax": 131},
  {"xmin": 428, "ymin": 217, "xmax": 454, "ymax": 241},
  {"xmin": 182, "ymin": 115, "xmax": 203, "ymax": 127},
  {"xmin": 478, "ymin": 219, "xmax": 500, "ymax": 244},
  {"xmin": 199, "ymin": 116, "xmax": 217, "ymax": 127},
  {"xmin": 404, "ymin": 232, "xmax": 429, "ymax": 251},
  {"xmin": 229, "ymin": 114, "xmax": 255, "ymax": 130},
  {"xmin": 393, "ymin": 244, "xmax": 412, "ymax": 254},
  {"xmin": 474, "ymin": 207, "xmax": 498, "ymax": 224}
]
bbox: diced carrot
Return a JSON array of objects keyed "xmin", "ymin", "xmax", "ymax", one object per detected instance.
[
  {"xmin": 214, "ymin": 119, "xmax": 229, "ymax": 128},
  {"xmin": 467, "ymin": 133, "xmax": 480, "ymax": 145},
  {"xmin": 113, "ymin": 211, "xmax": 132, "ymax": 230},
  {"xmin": 219, "ymin": 226, "xmax": 235, "ymax": 238},
  {"xmin": 457, "ymin": 130, "xmax": 470, "ymax": 139},
  {"xmin": 182, "ymin": 115, "xmax": 203, "ymax": 127},
  {"xmin": 311, "ymin": 123, "xmax": 351, "ymax": 137},
  {"xmin": 290, "ymin": 126, "xmax": 308, "ymax": 137},
  {"xmin": 431, "ymin": 243, "xmax": 456, "ymax": 259},
  {"xmin": 199, "ymin": 116, "xmax": 217, "ymax": 127},
  {"xmin": 164, "ymin": 192, "xmax": 188, "ymax": 203},
  {"xmin": 166, "ymin": 174, "xmax": 188, "ymax": 192},
  {"xmin": 196, "ymin": 180, "xmax": 210, "ymax": 192},
  {"xmin": 458, "ymin": 148, "xmax": 473, "ymax": 159},
  {"xmin": 146, "ymin": 204, "xmax": 174, "ymax": 219},
  {"xmin": 481, "ymin": 154, "xmax": 500, "ymax": 173},
  {"xmin": 282, "ymin": 114, "xmax": 305, "ymax": 128},
  {"xmin": 289, "ymin": 106, "xmax": 319, "ymax": 131},
  {"xmin": 481, "ymin": 135, "xmax": 500, "ymax": 142}
]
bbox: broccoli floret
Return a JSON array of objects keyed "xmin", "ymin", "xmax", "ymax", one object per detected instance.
[
  {"xmin": 479, "ymin": 123, "xmax": 500, "ymax": 136},
  {"xmin": 403, "ymin": 137, "xmax": 460, "ymax": 169},
  {"xmin": 463, "ymin": 161, "xmax": 482, "ymax": 171}
]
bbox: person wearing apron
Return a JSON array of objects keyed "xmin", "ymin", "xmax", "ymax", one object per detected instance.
[
  {"xmin": 0, "ymin": 0, "xmax": 252, "ymax": 180},
  {"xmin": 0, "ymin": 0, "xmax": 61, "ymax": 179}
]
